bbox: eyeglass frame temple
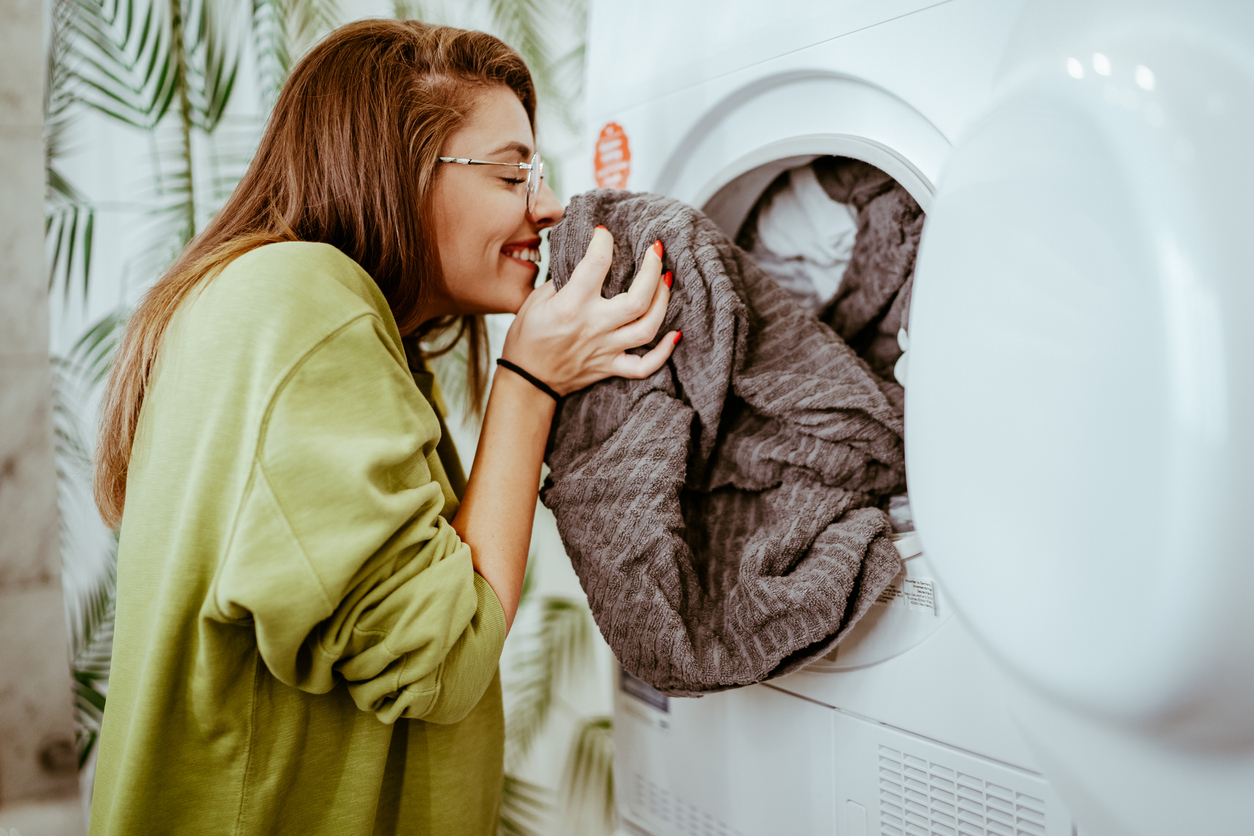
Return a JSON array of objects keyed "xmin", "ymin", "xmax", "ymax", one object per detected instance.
[
  {"xmin": 435, "ymin": 156, "xmax": 539, "ymax": 171},
  {"xmin": 437, "ymin": 154, "xmax": 545, "ymax": 211}
]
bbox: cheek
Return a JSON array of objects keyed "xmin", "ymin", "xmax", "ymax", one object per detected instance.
[
  {"xmin": 431, "ymin": 181, "xmax": 532, "ymax": 313},
  {"xmin": 432, "ymin": 186, "xmax": 466, "ymax": 274},
  {"xmin": 433, "ymin": 218, "xmax": 488, "ymax": 303},
  {"xmin": 438, "ymin": 190, "xmax": 514, "ymax": 276}
]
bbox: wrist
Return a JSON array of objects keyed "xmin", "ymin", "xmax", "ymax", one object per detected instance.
[
  {"xmin": 496, "ymin": 357, "xmax": 563, "ymax": 401},
  {"xmin": 491, "ymin": 364, "xmax": 559, "ymax": 418}
]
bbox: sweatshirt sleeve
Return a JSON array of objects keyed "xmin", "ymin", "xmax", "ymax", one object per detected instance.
[{"xmin": 212, "ymin": 313, "xmax": 506, "ymax": 725}]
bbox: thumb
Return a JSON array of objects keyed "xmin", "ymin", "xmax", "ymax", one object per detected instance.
[{"xmin": 562, "ymin": 225, "xmax": 614, "ymax": 299}]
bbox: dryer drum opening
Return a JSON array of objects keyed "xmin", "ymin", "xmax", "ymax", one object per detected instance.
[{"xmin": 712, "ymin": 153, "xmax": 945, "ymax": 673}]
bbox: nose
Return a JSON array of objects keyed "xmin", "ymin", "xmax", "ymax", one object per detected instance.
[{"xmin": 529, "ymin": 179, "xmax": 564, "ymax": 229}]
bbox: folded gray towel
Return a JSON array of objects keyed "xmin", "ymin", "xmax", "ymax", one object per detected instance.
[{"xmin": 541, "ymin": 190, "xmax": 907, "ymax": 696}]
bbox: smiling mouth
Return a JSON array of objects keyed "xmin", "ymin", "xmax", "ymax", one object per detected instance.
[{"xmin": 502, "ymin": 244, "xmax": 542, "ymax": 265}]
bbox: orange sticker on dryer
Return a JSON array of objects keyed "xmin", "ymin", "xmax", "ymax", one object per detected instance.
[{"xmin": 594, "ymin": 122, "xmax": 631, "ymax": 189}]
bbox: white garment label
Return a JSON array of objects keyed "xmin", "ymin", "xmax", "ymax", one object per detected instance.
[{"xmin": 874, "ymin": 578, "xmax": 937, "ymax": 615}]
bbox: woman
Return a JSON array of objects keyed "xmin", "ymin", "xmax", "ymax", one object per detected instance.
[{"xmin": 89, "ymin": 19, "xmax": 676, "ymax": 836}]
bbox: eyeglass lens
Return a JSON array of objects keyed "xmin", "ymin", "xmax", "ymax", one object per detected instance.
[{"xmin": 527, "ymin": 153, "xmax": 543, "ymax": 214}]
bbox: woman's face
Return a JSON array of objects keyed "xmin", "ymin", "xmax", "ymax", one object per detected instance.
[{"xmin": 428, "ymin": 85, "xmax": 564, "ymax": 319}]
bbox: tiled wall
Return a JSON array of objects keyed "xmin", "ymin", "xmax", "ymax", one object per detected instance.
[{"xmin": 0, "ymin": 0, "xmax": 85, "ymax": 824}]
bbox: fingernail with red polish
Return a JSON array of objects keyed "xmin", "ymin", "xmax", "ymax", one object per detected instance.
[
  {"xmin": 673, "ymin": 331, "xmax": 682, "ymax": 345},
  {"xmin": 596, "ymin": 224, "xmax": 607, "ymax": 231},
  {"xmin": 653, "ymin": 240, "xmax": 663, "ymax": 258},
  {"xmin": 663, "ymin": 271, "xmax": 673, "ymax": 288}
]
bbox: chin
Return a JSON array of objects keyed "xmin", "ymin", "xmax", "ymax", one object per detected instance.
[
  {"xmin": 506, "ymin": 274, "xmax": 538, "ymax": 312},
  {"xmin": 474, "ymin": 288, "xmax": 531, "ymax": 317}
]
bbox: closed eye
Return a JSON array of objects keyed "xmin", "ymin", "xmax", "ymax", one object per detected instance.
[{"xmin": 502, "ymin": 176, "xmax": 526, "ymax": 186}]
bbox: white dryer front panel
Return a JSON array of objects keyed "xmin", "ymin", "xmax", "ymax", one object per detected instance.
[
  {"xmin": 906, "ymin": 0, "xmax": 1254, "ymax": 832},
  {"xmin": 907, "ymin": 0, "xmax": 1254, "ymax": 743}
]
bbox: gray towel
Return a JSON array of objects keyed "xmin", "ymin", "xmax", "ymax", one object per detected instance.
[
  {"xmin": 812, "ymin": 157, "xmax": 925, "ymax": 382},
  {"xmin": 541, "ymin": 190, "xmax": 907, "ymax": 696}
]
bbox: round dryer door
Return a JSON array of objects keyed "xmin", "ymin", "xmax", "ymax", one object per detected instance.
[{"xmin": 905, "ymin": 0, "xmax": 1254, "ymax": 746}]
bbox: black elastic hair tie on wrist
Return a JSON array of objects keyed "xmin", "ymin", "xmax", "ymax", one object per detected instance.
[{"xmin": 497, "ymin": 359, "xmax": 562, "ymax": 402}]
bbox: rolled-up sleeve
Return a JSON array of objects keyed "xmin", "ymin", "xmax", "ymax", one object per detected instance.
[{"xmin": 211, "ymin": 314, "xmax": 506, "ymax": 725}]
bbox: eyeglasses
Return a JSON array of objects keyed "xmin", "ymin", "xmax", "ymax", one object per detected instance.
[{"xmin": 437, "ymin": 152, "xmax": 546, "ymax": 214}]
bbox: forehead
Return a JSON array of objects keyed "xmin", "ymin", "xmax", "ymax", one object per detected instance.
[{"xmin": 451, "ymin": 86, "xmax": 534, "ymax": 159}]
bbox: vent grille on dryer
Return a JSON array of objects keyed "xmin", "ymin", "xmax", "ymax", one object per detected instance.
[
  {"xmin": 877, "ymin": 745, "xmax": 1047, "ymax": 836},
  {"xmin": 630, "ymin": 773, "xmax": 747, "ymax": 836}
]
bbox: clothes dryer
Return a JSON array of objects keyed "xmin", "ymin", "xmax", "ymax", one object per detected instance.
[
  {"xmin": 584, "ymin": 2, "xmax": 1077, "ymax": 835},
  {"xmin": 582, "ymin": 1, "xmax": 1254, "ymax": 835}
]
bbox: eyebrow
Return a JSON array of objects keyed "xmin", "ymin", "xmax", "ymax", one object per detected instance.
[{"xmin": 488, "ymin": 140, "xmax": 534, "ymax": 159}]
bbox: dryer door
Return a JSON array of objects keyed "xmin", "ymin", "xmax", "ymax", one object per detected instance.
[{"xmin": 906, "ymin": 0, "xmax": 1254, "ymax": 748}]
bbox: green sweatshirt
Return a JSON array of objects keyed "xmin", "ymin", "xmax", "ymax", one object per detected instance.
[{"xmin": 89, "ymin": 242, "xmax": 507, "ymax": 836}]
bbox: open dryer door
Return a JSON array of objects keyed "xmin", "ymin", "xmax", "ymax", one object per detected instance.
[{"xmin": 906, "ymin": 0, "xmax": 1254, "ymax": 832}]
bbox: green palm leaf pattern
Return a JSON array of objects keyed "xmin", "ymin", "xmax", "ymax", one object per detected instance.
[
  {"xmin": 557, "ymin": 715, "xmax": 616, "ymax": 836},
  {"xmin": 46, "ymin": 0, "xmax": 96, "ymax": 301},
  {"xmin": 505, "ymin": 596, "xmax": 596, "ymax": 771},
  {"xmin": 45, "ymin": 169, "xmax": 96, "ymax": 303},
  {"xmin": 181, "ymin": 0, "xmax": 244, "ymax": 134},
  {"xmin": 254, "ymin": 0, "xmax": 345, "ymax": 105},
  {"xmin": 499, "ymin": 774, "xmax": 550, "ymax": 836},
  {"xmin": 68, "ymin": 308, "xmax": 129, "ymax": 388},
  {"xmin": 486, "ymin": 0, "xmax": 549, "ymax": 87},
  {"xmin": 487, "ymin": 0, "xmax": 585, "ymax": 133},
  {"xmin": 53, "ymin": 309, "xmax": 129, "ymax": 768},
  {"xmin": 68, "ymin": 540, "xmax": 117, "ymax": 769},
  {"xmin": 68, "ymin": 0, "xmax": 244, "ymax": 132},
  {"xmin": 69, "ymin": 0, "xmax": 180, "ymax": 129},
  {"xmin": 51, "ymin": 357, "xmax": 94, "ymax": 556}
]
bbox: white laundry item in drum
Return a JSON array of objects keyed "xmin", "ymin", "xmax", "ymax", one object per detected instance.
[
  {"xmin": 743, "ymin": 244, "xmax": 832, "ymax": 311},
  {"xmin": 894, "ymin": 327, "xmax": 910, "ymax": 386},
  {"xmin": 751, "ymin": 164, "xmax": 857, "ymax": 313}
]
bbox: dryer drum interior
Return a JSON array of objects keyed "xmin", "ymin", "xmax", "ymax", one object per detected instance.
[{"xmin": 702, "ymin": 152, "xmax": 946, "ymax": 672}]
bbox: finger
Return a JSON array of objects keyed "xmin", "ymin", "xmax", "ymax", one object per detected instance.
[
  {"xmin": 562, "ymin": 225, "xmax": 614, "ymax": 299},
  {"xmin": 608, "ymin": 330, "xmax": 681, "ymax": 379},
  {"xmin": 612, "ymin": 267, "xmax": 671, "ymax": 348},
  {"xmin": 608, "ymin": 238, "xmax": 664, "ymax": 325}
]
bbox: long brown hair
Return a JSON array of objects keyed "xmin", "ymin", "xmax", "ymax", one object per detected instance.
[{"xmin": 94, "ymin": 19, "xmax": 536, "ymax": 528}]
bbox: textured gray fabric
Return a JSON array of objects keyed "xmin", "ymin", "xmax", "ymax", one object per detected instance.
[
  {"xmin": 812, "ymin": 157, "xmax": 925, "ymax": 382},
  {"xmin": 540, "ymin": 190, "xmax": 907, "ymax": 696}
]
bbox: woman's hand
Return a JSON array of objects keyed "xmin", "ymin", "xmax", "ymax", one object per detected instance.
[{"xmin": 501, "ymin": 226, "xmax": 679, "ymax": 396}]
